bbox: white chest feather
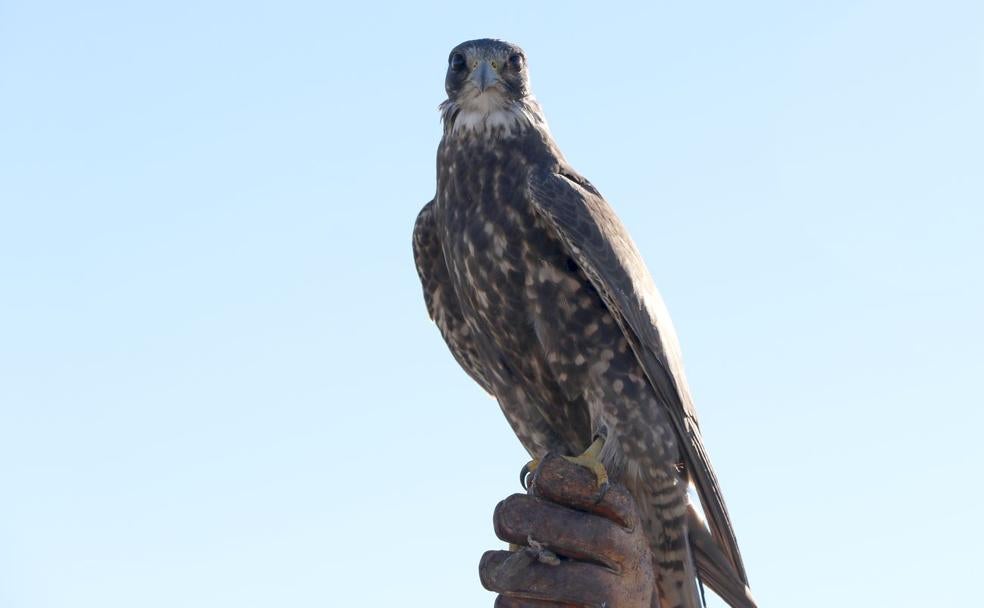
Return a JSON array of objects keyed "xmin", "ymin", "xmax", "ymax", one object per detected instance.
[
  {"xmin": 447, "ymin": 92, "xmax": 539, "ymax": 136},
  {"xmin": 454, "ymin": 108, "xmax": 527, "ymax": 134}
]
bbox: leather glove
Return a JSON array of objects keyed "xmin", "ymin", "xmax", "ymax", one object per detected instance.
[{"xmin": 479, "ymin": 452, "xmax": 656, "ymax": 607}]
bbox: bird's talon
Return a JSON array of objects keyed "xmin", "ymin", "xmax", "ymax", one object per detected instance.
[
  {"xmin": 520, "ymin": 458, "xmax": 540, "ymax": 490},
  {"xmin": 594, "ymin": 480, "xmax": 611, "ymax": 504}
]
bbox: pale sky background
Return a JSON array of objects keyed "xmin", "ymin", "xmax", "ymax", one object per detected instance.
[{"xmin": 1, "ymin": 1, "xmax": 982, "ymax": 607}]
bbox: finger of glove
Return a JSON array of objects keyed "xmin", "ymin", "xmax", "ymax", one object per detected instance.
[
  {"xmin": 494, "ymin": 596, "xmax": 577, "ymax": 608},
  {"xmin": 494, "ymin": 493, "xmax": 638, "ymax": 571},
  {"xmin": 530, "ymin": 453, "xmax": 640, "ymax": 530},
  {"xmin": 480, "ymin": 549, "xmax": 618, "ymax": 608}
]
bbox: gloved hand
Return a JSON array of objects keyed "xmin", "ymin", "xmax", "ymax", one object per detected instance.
[{"xmin": 479, "ymin": 453, "xmax": 656, "ymax": 607}]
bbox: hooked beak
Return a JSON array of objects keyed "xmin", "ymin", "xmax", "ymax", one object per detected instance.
[{"xmin": 471, "ymin": 60, "xmax": 499, "ymax": 93}]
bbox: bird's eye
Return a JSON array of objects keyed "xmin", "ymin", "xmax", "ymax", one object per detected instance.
[
  {"xmin": 508, "ymin": 54, "xmax": 524, "ymax": 69},
  {"xmin": 449, "ymin": 53, "xmax": 466, "ymax": 72}
]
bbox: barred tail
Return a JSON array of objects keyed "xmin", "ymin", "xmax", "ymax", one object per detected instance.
[{"xmin": 643, "ymin": 474, "xmax": 703, "ymax": 608}]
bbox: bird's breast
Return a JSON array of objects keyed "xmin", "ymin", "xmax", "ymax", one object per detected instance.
[
  {"xmin": 438, "ymin": 151, "xmax": 536, "ymax": 322},
  {"xmin": 435, "ymin": 142, "xmax": 569, "ymax": 381}
]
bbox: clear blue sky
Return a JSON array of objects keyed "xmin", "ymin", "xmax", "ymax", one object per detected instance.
[{"xmin": 1, "ymin": 1, "xmax": 982, "ymax": 606}]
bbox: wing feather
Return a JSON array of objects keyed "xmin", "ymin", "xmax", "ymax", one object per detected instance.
[
  {"xmin": 413, "ymin": 200, "xmax": 495, "ymax": 395},
  {"xmin": 527, "ymin": 169, "xmax": 750, "ymax": 586}
]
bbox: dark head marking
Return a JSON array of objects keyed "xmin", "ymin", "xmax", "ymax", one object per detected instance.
[
  {"xmin": 445, "ymin": 38, "xmax": 530, "ymax": 102},
  {"xmin": 440, "ymin": 39, "xmax": 543, "ymax": 135}
]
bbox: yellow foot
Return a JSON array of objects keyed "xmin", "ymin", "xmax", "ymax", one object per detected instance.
[
  {"xmin": 520, "ymin": 458, "xmax": 540, "ymax": 490},
  {"xmin": 563, "ymin": 436, "xmax": 609, "ymax": 489}
]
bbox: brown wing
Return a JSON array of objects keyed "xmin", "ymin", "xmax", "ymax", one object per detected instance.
[
  {"xmin": 528, "ymin": 169, "xmax": 750, "ymax": 587},
  {"xmin": 412, "ymin": 200, "xmax": 495, "ymax": 395}
]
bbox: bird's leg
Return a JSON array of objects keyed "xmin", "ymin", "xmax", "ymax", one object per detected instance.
[{"xmin": 563, "ymin": 436, "xmax": 609, "ymax": 490}]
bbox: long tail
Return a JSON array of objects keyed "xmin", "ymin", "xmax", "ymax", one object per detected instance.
[
  {"xmin": 636, "ymin": 471, "xmax": 702, "ymax": 608},
  {"xmin": 688, "ymin": 505, "xmax": 757, "ymax": 608}
]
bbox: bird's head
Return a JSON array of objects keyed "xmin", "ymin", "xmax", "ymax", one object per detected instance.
[
  {"xmin": 445, "ymin": 38, "xmax": 529, "ymax": 103},
  {"xmin": 441, "ymin": 39, "xmax": 543, "ymax": 136}
]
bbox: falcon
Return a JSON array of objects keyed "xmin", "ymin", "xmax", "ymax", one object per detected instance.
[{"xmin": 413, "ymin": 39, "xmax": 755, "ymax": 608}]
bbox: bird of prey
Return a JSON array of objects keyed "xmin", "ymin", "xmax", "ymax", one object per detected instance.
[{"xmin": 413, "ymin": 39, "xmax": 755, "ymax": 608}]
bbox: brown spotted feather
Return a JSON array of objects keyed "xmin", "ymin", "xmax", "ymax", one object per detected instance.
[{"xmin": 412, "ymin": 37, "xmax": 754, "ymax": 608}]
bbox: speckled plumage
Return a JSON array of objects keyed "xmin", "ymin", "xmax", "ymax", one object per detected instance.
[{"xmin": 413, "ymin": 39, "xmax": 754, "ymax": 608}]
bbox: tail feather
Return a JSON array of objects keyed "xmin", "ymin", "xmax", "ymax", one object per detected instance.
[{"xmin": 688, "ymin": 505, "xmax": 757, "ymax": 608}]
